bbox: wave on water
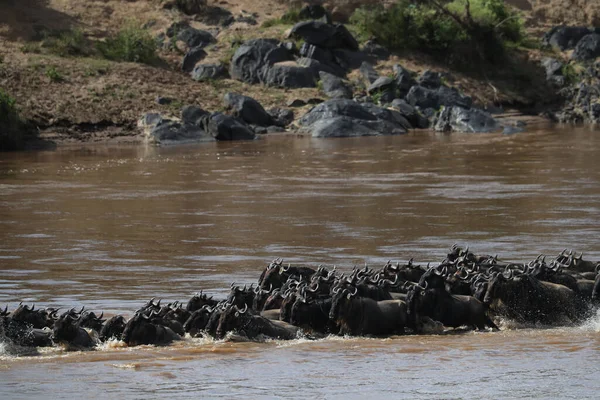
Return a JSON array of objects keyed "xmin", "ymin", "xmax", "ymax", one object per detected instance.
[{"xmin": 578, "ymin": 308, "xmax": 600, "ymax": 332}]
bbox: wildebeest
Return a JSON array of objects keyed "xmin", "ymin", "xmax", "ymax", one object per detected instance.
[
  {"xmin": 122, "ymin": 312, "xmax": 181, "ymax": 346},
  {"xmin": 329, "ymin": 287, "xmax": 408, "ymax": 336},
  {"xmin": 52, "ymin": 309, "xmax": 95, "ymax": 348},
  {"xmin": 406, "ymin": 283, "xmax": 497, "ymax": 332},
  {"xmin": 290, "ymin": 295, "xmax": 333, "ymax": 334},
  {"xmin": 483, "ymin": 272, "xmax": 587, "ymax": 325},
  {"xmin": 99, "ymin": 315, "xmax": 126, "ymax": 342},
  {"xmin": 215, "ymin": 304, "xmax": 299, "ymax": 340},
  {"xmin": 186, "ymin": 291, "xmax": 218, "ymax": 312},
  {"xmin": 183, "ymin": 306, "xmax": 213, "ymax": 337},
  {"xmin": 258, "ymin": 259, "xmax": 316, "ymax": 290}
]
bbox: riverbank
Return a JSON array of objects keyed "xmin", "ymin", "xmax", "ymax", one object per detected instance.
[{"xmin": 0, "ymin": 0, "xmax": 597, "ymax": 149}]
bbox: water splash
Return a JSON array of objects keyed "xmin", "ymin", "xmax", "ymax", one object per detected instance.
[{"xmin": 578, "ymin": 308, "xmax": 600, "ymax": 332}]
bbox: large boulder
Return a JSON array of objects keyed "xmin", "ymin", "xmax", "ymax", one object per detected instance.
[
  {"xmin": 268, "ymin": 108, "xmax": 294, "ymax": 127},
  {"xmin": 223, "ymin": 93, "xmax": 272, "ymax": 126},
  {"xmin": 391, "ymin": 99, "xmax": 429, "ymax": 129},
  {"xmin": 541, "ymin": 57, "xmax": 566, "ymax": 86},
  {"xmin": 393, "ymin": 64, "xmax": 416, "ymax": 96},
  {"xmin": 542, "ymin": 26, "xmax": 592, "ymax": 51},
  {"xmin": 333, "ymin": 49, "xmax": 373, "ymax": 70},
  {"xmin": 289, "ymin": 21, "xmax": 359, "ymax": 51},
  {"xmin": 434, "ymin": 106, "xmax": 501, "ymax": 133},
  {"xmin": 264, "ymin": 63, "xmax": 316, "ymax": 88},
  {"xmin": 299, "ymin": 98, "xmax": 410, "ymax": 138},
  {"xmin": 181, "ymin": 105, "xmax": 209, "ymax": 125},
  {"xmin": 406, "ymin": 85, "xmax": 472, "ymax": 110},
  {"xmin": 191, "ymin": 63, "xmax": 228, "ymax": 81},
  {"xmin": 230, "ymin": 39, "xmax": 294, "ymax": 84},
  {"xmin": 319, "ymin": 71, "xmax": 353, "ymax": 99},
  {"xmin": 572, "ymin": 33, "xmax": 600, "ymax": 61},
  {"xmin": 167, "ymin": 23, "xmax": 216, "ymax": 49},
  {"xmin": 138, "ymin": 113, "xmax": 212, "ymax": 145},
  {"xmin": 417, "ymin": 70, "xmax": 442, "ymax": 89},
  {"xmin": 298, "ymin": 5, "xmax": 332, "ymax": 24},
  {"xmin": 297, "ymin": 57, "xmax": 345, "ymax": 78},
  {"xmin": 360, "ymin": 61, "xmax": 379, "ymax": 85},
  {"xmin": 181, "ymin": 46, "xmax": 207, "ymax": 72},
  {"xmin": 201, "ymin": 113, "xmax": 256, "ymax": 140},
  {"xmin": 367, "ymin": 76, "xmax": 396, "ymax": 103}
]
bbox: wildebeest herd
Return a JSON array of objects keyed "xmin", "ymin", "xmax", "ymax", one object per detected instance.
[{"xmin": 2, "ymin": 246, "xmax": 600, "ymax": 351}]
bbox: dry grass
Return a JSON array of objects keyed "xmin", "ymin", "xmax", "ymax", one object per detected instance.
[{"xmin": 529, "ymin": 0, "xmax": 600, "ymax": 26}]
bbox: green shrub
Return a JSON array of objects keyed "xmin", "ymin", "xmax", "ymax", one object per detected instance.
[
  {"xmin": 0, "ymin": 89, "xmax": 25, "ymax": 151},
  {"xmin": 45, "ymin": 66, "xmax": 64, "ymax": 82},
  {"xmin": 262, "ymin": 7, "xmax": 302, "ymax": 28},
  {"xmin": 97, "ymin": 24, "xmax": 158, "ymax": 64},
  {"xmin": 42, "ymin": 28, "xmax": 90, "ymax": 57},
  {"xmin": 350, "ymin": 0, "xmax": 525, "ymax": 64}
]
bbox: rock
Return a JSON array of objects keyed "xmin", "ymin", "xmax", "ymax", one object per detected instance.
[
  {"xmin": 181, "ymin": 105, "xmax": 209, "ymax": 125},
  {"xmin": 191, "ymin": 63, "xmax": 228, "ymax": 81},
  {"xmin": 543, "ymin": 26, "xmax": 592, "ymax": 51},
  {"xmin": 299, "ymin": 98, "xmax": 377, "ymax": 127},
  {"xmin": 236, "ymin": 15, "xmax": 257, "ymax": 25},
  {"xmin": 230, "ymin": 39, "xmax": 294, "ymax": 84},
  {"xmin": 434, "ymin": 106, "xmax": 501, "ymax": 133},
  {"xmin": 223, "ymin": 92, "xmax": 272, "ymax": 127},
  {"xmin": 289, "ymin": 21, "xmax": 358, "ymax": 51},
  {"xmin": 287, "ymin": 99, "xmax": 307, "ymax": 107},
  {"xmin": 362, "ymin": 40, "xmax": 390, "ymax": 60},
  {"xmin": 298, "ymin": 98, "xmax": 409, "ymax": 137},
  {"xmin": 202, "ymin": 113, "xmax": 255, "ymax": 140},
  {"xmin": 333, "ymin": 49, "xmax": 373, "ymax": 70},
  {"xmin": 393, "ymin": 64, "xmax": 416, "ymax": 96},
  {"xmin": 147, "ymin": 120, "xmax": 211, "ymax": 145},
  {"xmin": 264, "ymin": 63, "xmax": 316, "ymax": 88},
  {"xmin": 299, "ymin": 43, "xmax": 336, "ymax": 67},
  {"xmin": 360, "ymin": 62, "xmax": 379, "ymax": 85},
  {"xmin": 307, "ymin": 98, "xmax": 324, "ymax": 105},
  {"xmin": 406, "ymin": 85, "xmax": 472, "ymax": 110},
  {"xmin": 282, "ymin": 41, "xmax": 297, "ymax": 53},
  {"xmin": 319, "ymin": 71, "xmax": 353, "ymax": 99},
  {"xmin": 139, "ymin": 113, "xmax": 163, "ymax": 128},
  {"xmin": 367, "ymin": 76, "xmax": 395, "ymax": 94},
  {"xmin": 156, "ymin": 96, "xmax": 173, "ymax": 105},
  {"xmin": 541, "ymin": 57, "xmax": 566, "ymax": 86},
  {"xmin": 164, "ymin": 0, "xmax": 207, "ymax": 15},
  {"xmin": 195, "ymin": 5, "xmax": 234, "ymax": 26},
  {"xmin": 391, "ymin": 99, "xmax": 429, "ymax": 129},
  {"xmin": 268, "ymin": 108, "xmax": 294, "ymax": 127},
  {"xmin": 572, "ymin": 33, "xmax": 600, "ymax": 61},
  {"xmin": 360, "ymin": 102, "xmax": 412, "ymax": 130},
  {"xmin": 169, "ymin": 24, "xmax": 216, "ymax": 49},
  {"xmin": 297, "ymin": 57, "xmax": 345, "ymax": 78},
  {"xmin": 298, "ymin": 5, "xmax": 332, "ymax": 24},
  {"xmin": 418, "ymin": 70, "xmax": 442, "ymax": 89},
  {"xmin": 251, "ymin": 125, "xmax": 268, "ymax": 134},
  {"xmin": 267, "ymin": 125, "xmax": 285, "ymax": 133},
  {"xmin": 182, "ymin": 46, "xmax": 207, "ymax": 72}
]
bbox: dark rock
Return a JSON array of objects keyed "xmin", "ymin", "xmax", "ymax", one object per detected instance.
[
  {"xmin": 268, "ymin": 108, "xmax": 294, "ymax": 127},
  {"xmin": 182, "ymin": 46, "xmax": 207, "ymax": 72},
  {"xmin": 230, "ymin": 39, "xmax": 293, "ymax": 84},
  {"xmin": 367, "ymin": 76, "xmax": 395, "ymax": 94},
  {"xmin": 360, "ymin": 102, "xmax": 412, "ymax": 130},
  {"xmin": 264, "ymin": 63, "xmax": 316, "ymax": 88},
  {"xmin": 304, "ymin": 116, "xmax": 402, "ymax": 138},
  {"xmin": 267, "ymin": 125, "xmax": 285, "ymax": 133},
  {"xmin": 297, "ymin": 57, "xmax": 345, "ymax": 78},
  {"xmin": 236, "ymin": 15, "xmax": 258, "ymax": 25},
  {"xmin": 543, "ymin": 26, "xmax": 592, "ymax": 51},
  {"xmin": 307, "ymin": 98, "xmax": 324, "ymax": 105},
  {"xmin": 283, "ymin": 41, "xmax": 297, "ymax": 53},
  {"xmin": 362, "ymin": 40, "xmax": 390, "ymax": 60},
  {"xmin": 572, "ymin": 33, "xmax": 600, "ymax": 61},
  {"xmin": 251, "ymin": 125, "xmax": 268, "ymax": 134},
  {"xmin": 391, "ymin": 99, "xmax": 429, "ymax": 129},
  {"xmin": 195, "ymin": 5, "xmax": 234, "ymax": 27},
  {"xmin": 181, "ymin": 105, "xmax": 209, "ymax": 125},
  {"xmin": 156, "ymin": 96, "xmax": 173, "ymax": 105},
  {"xmin": 319, "ymin": 71, "xmax": 353, "ymax": 99},
  {"xmin": 287, "ymin": 99, "xmax": 307, "ymax": 107},
  {"xmin": 541, "ymin": 57, "xmax": 566, "ymax": 86},
  {"xmin": 165, "ymin": 0, "xmax": 207, "ymax": 15},
  {"xmin": 202, "ymin": 113, "xmax": 255, "ymax": 140},
  {"xmin": 289, "ymin": 21, "xmax": 358, "ymax": 51},
  {"xmin": 139, "ymin": 113, "xmax": 212, "ymax": 145},
  {"xmin": 173, "ymin": 25, "xmax": 216, "ymax": 49},
  {"xmin": 333, "ymin": 49, "xmax": 373, "ymax": 70},
  {"xmin": 393, "ymin": 64, "xmax": 416, "ymax": 96},
  {"xmin": 298, "ymin": 5, "xmax": 332, "ymax": 24},
  {"xmin": 360, "ymin": 61, "xmax": 379, "ymax": 85},
  {"xmin": 191, "ymin": 63, "xmax": 228, "ymax": 81},
  {"xmin": 139, "ymin": 113, "xmax": 163, "ymax": 128},
  {"xmin": 418, "ymin": 70, "xmax": 442, "ymax": 89},
  {"xmin": 223, "ymin": 92, "xmax": 272, "ymax": 126},
  {"xmin": 406, "ymin": 85, "xmax": 472, "ymax": 110},
  {"xmin": 434, "ymin": 106, "xmax": 501, "ymax": 133},
  {"xmin": 299, "ymin": 98, "xmax": 377, "ymax": 127},
  {"xmin": 300, "ymin": 43, "xmax": 335, "ymax": 66}
]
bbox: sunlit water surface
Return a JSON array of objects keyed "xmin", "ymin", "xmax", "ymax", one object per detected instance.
[{"xmin": 1, "ymin": 124, "xmax": 600, "ymax": 398}]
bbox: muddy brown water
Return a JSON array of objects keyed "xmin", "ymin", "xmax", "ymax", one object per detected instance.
[{"xmin": 1, "ymin": 124, "xmax": 600, "ymax": 399}]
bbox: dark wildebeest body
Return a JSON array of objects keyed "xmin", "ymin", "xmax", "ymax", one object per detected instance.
[
  {"xmin": 290, "ymin": 297, "xmax": 333, "ymax": 334},
  {"xmin": 122, "ymin": 313, "xmax": 181, "ymax": 346},
  {"xmin": 99, "ymin": 315, "xmax": 126, "ymax": 342},
  {"xmin": 52, "ymin": 311, "xmax": 95, "ymax": 348},
  {"xmin": 216, "ymin": 305, "xmax": 298, "ymax": 340}
]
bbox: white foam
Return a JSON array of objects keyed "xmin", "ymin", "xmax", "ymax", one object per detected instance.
[{"xmin": 578, "ymin": 308, "xmax": 600, "ymax": 332}]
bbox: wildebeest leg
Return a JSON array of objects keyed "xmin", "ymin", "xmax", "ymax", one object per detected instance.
[{"xmin": 485, "ymin": 316, "xmax": 499, "ymax": 331}]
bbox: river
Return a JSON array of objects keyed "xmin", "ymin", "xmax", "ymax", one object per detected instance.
[{"xmin": 1, "ymin": 124, "xmax": 600, "ymax": 398}]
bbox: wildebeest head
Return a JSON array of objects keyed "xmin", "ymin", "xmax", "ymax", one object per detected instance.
[
  {"xmin": 12, "ymin": 304, "xmax": 50, "ymax": 329},
  {"xmin": 227, "ymin": 284, "xmax": 255, "ymax": 309},
  {"xmin": 186, "ymin": 291, "xmax": 217, "ymax": 312},
  {"xmin": 329, "ymin": 286, "xmax": 358, "ymax": 322},
  {"xmin": 263, "ymin": 289, "xmax": 284, "ymax": 310},
  {"xmin": 78, "ymin": 311, "xmax": 106, "ymax": 332},
  {"xmin": 483, "ymin": 271, "xmax": 514, "ymax": 305},
  {"xmin": 215, "ymin": 304, "xmax": 248, "ymax": 339},
  {"xmin": 99, "ymin": 315, "xmax": 126, "ymax": 342},
  {"xmin": 252, "ymin": 285, "xmax": 274, "ymax": 311},
  {"xmin": 183, "ymin": 306, "xmax": 213, "ymax": 337},
  {"xmin": 122, "ymin": 312, "xmax": 156, "ymax": 346},
  {"xmin": 52, "ymin": 309, "xmax": 82, "ymax": 343}
]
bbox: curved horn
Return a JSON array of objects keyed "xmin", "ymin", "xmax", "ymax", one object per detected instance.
[{"xmin": 238, "ymin": 303, "xmax": 248, "ymax": 314}]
